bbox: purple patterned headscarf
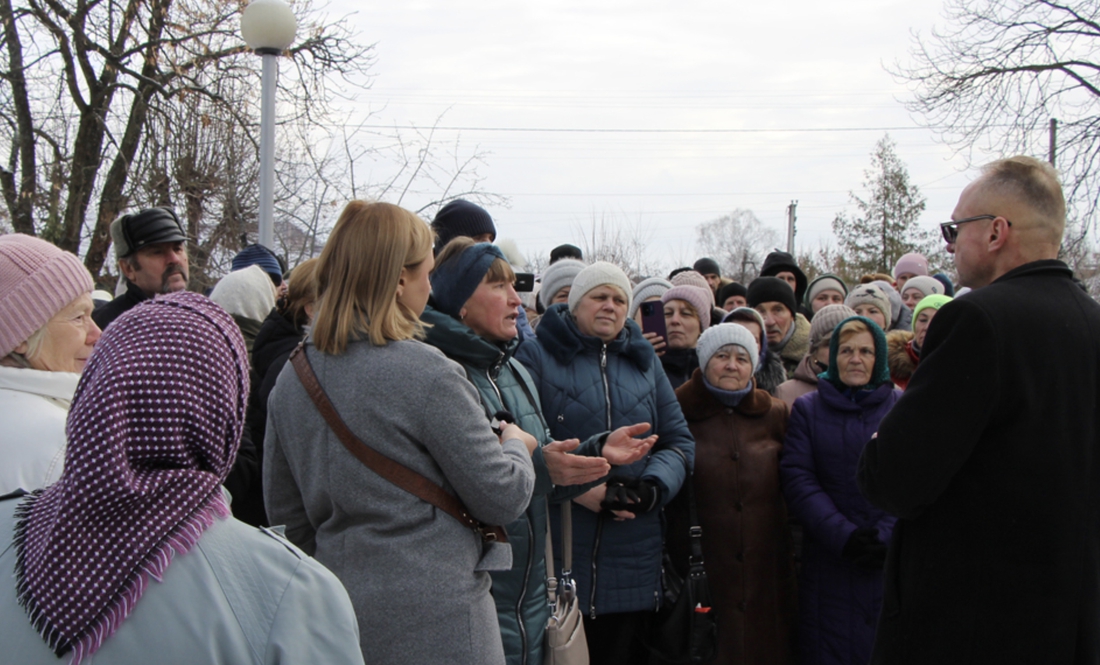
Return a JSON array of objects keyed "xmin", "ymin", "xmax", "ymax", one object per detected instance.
[{"xmin": 13, "ymin": 291, "xmax": 249, "ymax": 663}]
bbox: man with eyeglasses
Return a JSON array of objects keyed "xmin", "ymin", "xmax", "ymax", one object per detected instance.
[{"xmin": 857, "ymin": 155, "xmax": 1100, "ymax": 664}]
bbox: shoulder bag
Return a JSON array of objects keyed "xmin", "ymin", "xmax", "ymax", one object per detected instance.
[
  {"xmin": 642, "ymin": 450, "xmax": 717, "ymax": 663},
  {"xmin": 544, "ymin": 501, "xmax": 588, "ymax": 665},
  {"xmin": 289, "ymin": 344, "xmax": 506, "ymax": 544}
]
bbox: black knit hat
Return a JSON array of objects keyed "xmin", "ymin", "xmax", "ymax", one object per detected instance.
[
  {"xmin": 549, "ymin": 244, "xmax": 583, "ymax": 264},
  {"xmin": 717, "ymin": 281, "xmax": 747, "ymax": 306},
  {"xmin": 760, "ymin": 250, "xmax": 807, "ymax": 302},
  {"xmin": 747, "ymin": 276, "xmax": 798, "ymax": 316},
  {"xmin": 693, "ymin": 257, "xmax": 721, "ymax": 277},
  {"xmin": 431, "ymin": 199, "xmax": 496, "ymax": 253}
]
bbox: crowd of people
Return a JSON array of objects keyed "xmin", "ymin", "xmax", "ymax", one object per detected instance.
[{"xmin": 2, "ymin": 154, "xmax": 1099, "ymax": 665}]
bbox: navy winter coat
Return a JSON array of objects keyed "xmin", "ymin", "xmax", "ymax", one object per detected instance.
[
  {"xmin": 779, "ymin": 379, "xmax": 899, "ymax": 665},
  {"xmin": 515, "ymin": 304, "xmax": 695, "ymax": 617}
]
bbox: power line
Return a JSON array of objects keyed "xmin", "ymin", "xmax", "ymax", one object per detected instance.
[{"xmin": 348, "ymin": 124, "xmax": 931, "ymax": 134}]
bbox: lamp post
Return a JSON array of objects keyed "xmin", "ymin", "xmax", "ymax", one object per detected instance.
[{"xmin": 241, "ymin": 0, "xmax": 297, "ymax": 249}]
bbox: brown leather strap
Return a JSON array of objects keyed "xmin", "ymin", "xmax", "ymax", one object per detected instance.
[{"xmin": 289, "ymin": 344, "xmax": 507, "ymax": 544}]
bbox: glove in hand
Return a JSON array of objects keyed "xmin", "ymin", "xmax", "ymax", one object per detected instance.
[
  {"xmin": 841, "ymin": 527, "xmax": 887, "ymax": 569},
  {"xmin": 601, "ymin": 477, "xmax": 659, "ymax": 514}
]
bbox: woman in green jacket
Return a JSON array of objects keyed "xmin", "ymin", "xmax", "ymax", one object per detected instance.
[{"xmin": 423, "ymin": 237, "xmax": 656, "ymax": 665}]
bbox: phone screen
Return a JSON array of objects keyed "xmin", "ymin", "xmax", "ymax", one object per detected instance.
[{"xmin": 640, "ymin": 301, "xmax": 667, "ymax": 340}]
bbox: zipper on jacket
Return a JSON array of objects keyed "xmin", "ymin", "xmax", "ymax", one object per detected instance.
[
  {"xmin": 589, "ymin": 512, "xmax": 605, "ymax": 619},
  {"xmin": 517, "ymin": 511, "xmax": 534, "ymax": 665},
  {"xmin": 485, "ymin": 351, "xmax": 506, "ymax": 409},
  {"xmin": 599, "ymin": 345, "xmax": 612, "ymax": 430}
]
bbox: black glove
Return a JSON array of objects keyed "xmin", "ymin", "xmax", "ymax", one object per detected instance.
[
  {"xmin": 841, "ymin": 527, "xmax": 887, "ymax": 569},
  {"xmin": 601, "ymin": 477, "xmax": 660, "ymax": 514}
]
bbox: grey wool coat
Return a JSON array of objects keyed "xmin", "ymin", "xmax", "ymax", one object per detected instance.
[{"xmin": 264, "ymin": 338, "xmax": 536, "ymax": 665}]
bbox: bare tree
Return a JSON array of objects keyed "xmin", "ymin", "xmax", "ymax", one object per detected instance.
[
  {"xmin": 695, "ymin": 209, "xmax": 781, "ymax": 283},
  {"xmin": 891, "ymin": 0, "xmax": 1100, "ymax": 254},
  {"xmin": 575, "ymin": 212, "xmax": 665, "ymax": 282}
]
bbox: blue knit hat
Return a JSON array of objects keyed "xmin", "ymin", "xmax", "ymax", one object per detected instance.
[
  {"xmin": 429, "ymin": 242, "xmax": 507, "ymax": 318},
  {"xmin": 820, "ymin": 315, "xmax": 891, "ymax": 390},
  {"xmin": 231, "ymin": 244, "xmax": 283, "ymax": 286}
]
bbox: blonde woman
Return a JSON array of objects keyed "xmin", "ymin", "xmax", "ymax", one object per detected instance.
[{"xmin": 264, "ymin": 201, "xmax": 536, "ymax": 665}]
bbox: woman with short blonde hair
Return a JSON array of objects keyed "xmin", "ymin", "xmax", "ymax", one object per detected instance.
[{"xmin": 265, "ymin": 201, "xmax": 536, "ymax": 665}]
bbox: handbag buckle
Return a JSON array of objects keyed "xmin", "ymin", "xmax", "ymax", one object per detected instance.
[{"xmin": 689, "ymin": 526, "xmax": 703, "ymax": 539}]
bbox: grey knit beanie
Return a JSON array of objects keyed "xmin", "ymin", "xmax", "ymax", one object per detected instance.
[
  {"xmin": 538, "ymin": 258, "xmax": 585, "ymax": 308},
  {"xmin": 809, "ymin": 303, "xmax": 856, "ymax": 352},
  {"xmin": 899, "ymin": 275, "xmax": 945, "ymax": 300},
  {"xmin": 630, "ymin": 277, "xmax": 673, "ymax": 318},
  {"xmin": 845, "ymin": 284, "xmax": 892, "ymax": 323},
  {"xmin": 697, "ymin": 323, "xmax": 760, "ymax": 374},
  {"xmin": 567, "ymin": 262, "xmax": 633, "ymax": 314}
]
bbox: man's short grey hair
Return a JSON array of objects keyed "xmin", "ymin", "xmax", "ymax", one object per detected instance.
[{"xmin": 980, "ymin": 156, "xmax": 1066, "ymax": 230}]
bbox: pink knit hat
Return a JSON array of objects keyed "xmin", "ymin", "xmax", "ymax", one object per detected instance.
[
  {"xmin": 662, "ymin": 285, "xmax": 713, "ymax": 332},
  {"xmin": 0, "ymin": 234, "xmax": 93, "ymax": 357}
]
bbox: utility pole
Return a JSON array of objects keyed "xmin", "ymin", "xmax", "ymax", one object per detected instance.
[
  {"xmin": 1049, "ymin": 118, "xmax": 1058, "ymax": 167},
  {"xmin": 786, "ymin": 201, "xmax": 798, "ymax": 254}
]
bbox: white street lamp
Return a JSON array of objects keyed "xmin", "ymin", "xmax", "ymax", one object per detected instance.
[{"xmin": 241, "ymin": 0, "xmax": 297, "ymax": 249}]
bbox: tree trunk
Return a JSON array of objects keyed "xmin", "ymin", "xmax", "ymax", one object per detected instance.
[{"xmin": 0, "ymin": 0, "xmax": 38, "ymax": 235}]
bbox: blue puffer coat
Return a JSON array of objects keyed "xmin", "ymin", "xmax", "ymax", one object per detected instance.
[
  {"xmin": 422, "ymin": 307, "xmax": 606, "ymax": 665},
  {"xmin": 779, "ymin": 379, "xmax": 900, "ymax": 665},
  {"xmin": 515, "ymin": 304, "xmax": 695, "ymax": 617}
]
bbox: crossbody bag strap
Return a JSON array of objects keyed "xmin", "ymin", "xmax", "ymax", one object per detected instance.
[
  {"xmin": 669, "ymin": 446, "xmax": 704, "ymax": 564},
  {"xmin": 290, "ymin": 344, "xmax": 506, "ymax": 544}
]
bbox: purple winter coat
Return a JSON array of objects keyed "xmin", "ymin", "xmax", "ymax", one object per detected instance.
[{"xmin": 779, "ymin": 379, "xmax": 900, "ymax": 665}]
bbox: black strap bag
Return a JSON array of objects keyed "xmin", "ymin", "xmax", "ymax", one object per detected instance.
[{"xmin": 642, "ymin": 450, "xmax": 717, "ymax": 663}]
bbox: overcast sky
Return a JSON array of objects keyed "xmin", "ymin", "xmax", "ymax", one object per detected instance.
[{"xmin": 322, "ymin": 0, "xmax": 992, "ymax": 273}]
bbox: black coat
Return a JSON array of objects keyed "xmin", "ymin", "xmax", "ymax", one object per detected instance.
[{"xmin": 858, "ymin": 260, "xmax": 1100, "ymax": 664}]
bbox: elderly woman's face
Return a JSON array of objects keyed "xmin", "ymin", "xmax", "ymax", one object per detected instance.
[
  {"xmin": 836, "ymin": 330, "xmax": 876, "ymax": 388},
  {"xmin": 664, "ymin": 299, "xmax": 701, "ymax": 350},
  {"xmin": 913, "ymin": 308, "xmax": 938, "ymax": 348},
  {"xmin": 574, "ymin": 285, "xmax": 628, "ymax": 342},
  {"xmin": 705, "ymin": 344, "xmax": 754, "ymax": 391},
  {"xmin": 17, "ymin": 293, "xmax": 101, "ymax": 373},
  {"xmin": 462, "ymin": 277, "xmax": 522, "ymax": 343}
]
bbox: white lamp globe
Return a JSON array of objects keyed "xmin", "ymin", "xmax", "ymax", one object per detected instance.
[{"xmin": 241, "ymin": 0, "xmax": 298, "ymax": 52}]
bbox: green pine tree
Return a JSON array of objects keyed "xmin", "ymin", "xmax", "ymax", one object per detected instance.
[{"xmin": 832, "ymin": 135, "xmax": 933, "ymax": 276}]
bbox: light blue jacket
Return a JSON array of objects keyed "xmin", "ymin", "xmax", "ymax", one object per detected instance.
[{"xmin": 0, "ymin": 492, "xmax": 364, "ymax": 665}]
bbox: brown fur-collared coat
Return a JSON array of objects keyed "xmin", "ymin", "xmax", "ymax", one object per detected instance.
[{"xmin": 664, "ymin": 370, "xmax": 798, "ymax": 665}]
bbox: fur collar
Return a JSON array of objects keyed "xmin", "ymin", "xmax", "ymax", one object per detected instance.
[
  {"xmin": 777, "ymin": 313, "xmax": 811, "ymax": 364},
  {"xmin": 675, "ymin": 368, "xmax": 773, "ymax": 421},
  {"xmin": 533, "ymin": 303, "xmax": 654, "ymax": 371}
]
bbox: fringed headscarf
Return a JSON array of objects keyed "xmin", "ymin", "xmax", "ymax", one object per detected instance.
[{"xmin": 13, "ymin": 291, "xmax": 249, "ymax": 663}]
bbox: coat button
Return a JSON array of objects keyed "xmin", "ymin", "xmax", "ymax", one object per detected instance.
[
  {"xmin": 739, "ymin": 601, "xmax": 747, "ymax": 611},
  {"xmin": 725, "ymin": 407, "xmax": 734, "ymax": 415},
  {"xmin": 557, "ymin": 414, "xmax": 564, "ymax": 422},
  {"xmin": 736, "ymin": 502, "xmax": 744, "ymax": 511},
  {"xmin": 736, "ymin": 551, "xmax": 743, "ymax": 562},
  {"xmin": 731, "ymin": 452, "xmax": 740, "ymax": 461}
]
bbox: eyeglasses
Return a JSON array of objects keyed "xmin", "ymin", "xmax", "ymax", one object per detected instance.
[{"xmin": 940, "ymin": 215, "xmax": 1012, "ymax": 243}]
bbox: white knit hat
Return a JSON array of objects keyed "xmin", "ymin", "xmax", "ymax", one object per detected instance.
[
  {"xmin": 539, "ymin": 258, "xmax": 585, "ymax": 308},
  {"xmin": 568, "ymin": 262, "xmax": 633, "ymax": 314},
  {"xmin": 900, "ymin": 275, "xmax": 945, "ymax": 300},
  {"xmin": 210, "ymin": 265, "xmax": 277, "ymax": 323},
  {"xmin": 697, "ymin": 323, "xmax": 760, "ymax": 374},
  {"xmin": 630, "ymin": 277, "xmax": 672, "ymax": 318}
]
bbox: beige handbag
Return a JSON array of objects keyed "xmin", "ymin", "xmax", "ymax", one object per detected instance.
[{"xmin": 544, "ymin": 501, "xmax": 588, "ymax": 665}]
